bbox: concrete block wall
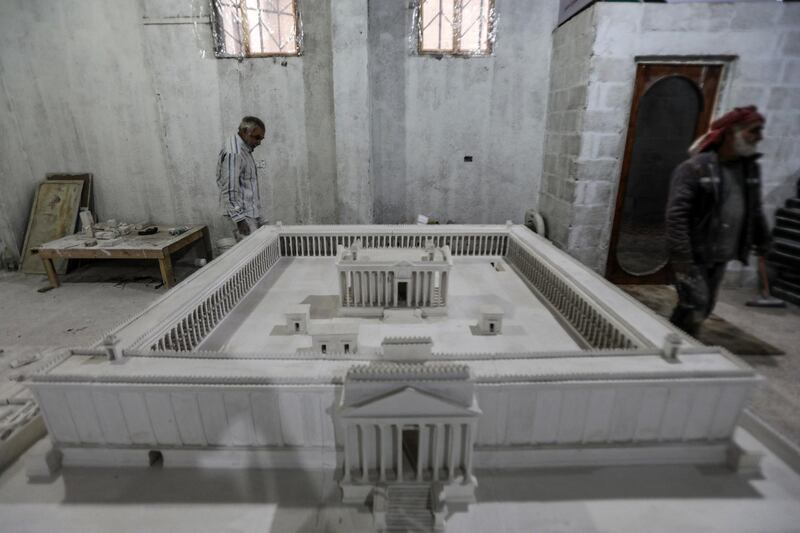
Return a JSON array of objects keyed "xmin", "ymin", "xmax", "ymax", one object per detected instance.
[
  {"xmin": 540, "ymin": 1, "xmax": 800, "ymax": 276},
  {"xmin": 538, "ymin": 8, "xmax": 597, "ymax": 252}
]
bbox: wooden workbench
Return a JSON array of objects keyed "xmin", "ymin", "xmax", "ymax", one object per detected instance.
[{"xmin": 35, "ymin": 225, "xmax": 212, "ymax": 289}]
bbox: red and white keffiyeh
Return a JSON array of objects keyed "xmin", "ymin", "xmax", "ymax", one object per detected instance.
[{"xmin": 688, "ymin": 105, "xmax": 765, "ymax": 156}]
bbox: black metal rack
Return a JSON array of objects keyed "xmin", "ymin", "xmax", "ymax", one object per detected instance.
[{"xmin": 768, "ymin": 178, "xmax": 800, "ymax": 306}]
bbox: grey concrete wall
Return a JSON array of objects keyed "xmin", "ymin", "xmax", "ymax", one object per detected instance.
[
  {"xmin": 332, "ymin": 0, "xmax": 372, "ymax": 224},
  {"xmin": 369, "ymin": 0, "xmax": 557, "ymax": 224},
  {"xmin": 0, "ymin": 0, "xmax": 360, "ymax": 258},
  {"xmin": 0, "ymin": 0, "xmax": 171, "ymax": 258},
  {"xmin": 133, "ymin": 0, "xmax": 342, "ymax": 228},
  {"xmin": 537, "ymin": 7, "xmax": 596, "ymax": 254},
  {"xmin": 539, "ymin": 2, "xmax": 800, "ymax": 276},
  {"xmin": 0, "ymin": 0, "xmax": 559, "ymax": 260}
]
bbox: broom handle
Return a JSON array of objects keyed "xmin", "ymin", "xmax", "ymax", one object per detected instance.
[{"xmin": 758, "ymin": 255, "xmax": 770, "ymax": 298}]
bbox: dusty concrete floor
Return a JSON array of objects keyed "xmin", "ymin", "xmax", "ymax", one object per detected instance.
[
  {"xmin": 0, "ymin": 270, "xmax": 162, "ymax": 348},
  {"xmin": 0, "ymin": 260, "xmax": 200, "ymax": 347},
  {"xmin": 714, "ymin": 287, "xmax": 800, "ymax": 447},
  {"xmin": 0, "ymin": 265, "xmax": 798, "ymax": 448}
]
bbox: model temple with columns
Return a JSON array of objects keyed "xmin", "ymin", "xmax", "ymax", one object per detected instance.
[
  {"xmin": 337, "ymin": 239, "xmax": 452, "ymax": 317},
  {"xmin": 339, "ymin": 358, "xmax": 480, "ymax": 517}
]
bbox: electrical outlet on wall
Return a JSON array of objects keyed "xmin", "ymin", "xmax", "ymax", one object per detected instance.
[{"xmin": 256, "ymin": 160, "xmax": 266, "ymax": 169}]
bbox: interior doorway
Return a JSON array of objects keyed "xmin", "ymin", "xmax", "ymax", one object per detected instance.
[
  {"xmin": 397, "ymin": 281, "xmax": 408, "ymax": 307},
  {"xmin": 606, "ymin": 63, "xmax": 722, "ymax": 284},
  {"xmin": 402, "ymin": 426, "xmax": 419, "ymax": 479}
]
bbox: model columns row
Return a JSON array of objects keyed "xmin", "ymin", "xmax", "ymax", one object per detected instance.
[
  {"xmin": 341, "ymin": 422, "xmax": 473, "ymax": 484},
  {"xmin": 339, "ymin": 271, "xmax": 448, "ymax": 307}
]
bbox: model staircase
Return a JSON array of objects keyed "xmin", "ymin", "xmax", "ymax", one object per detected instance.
[
  {"xmin": 384, "ymin": 485, "xmax": 436, "ymax": 533},
  {"xmin": 768, "ymin": 188, "xmax": 800, "ymax": 306}
]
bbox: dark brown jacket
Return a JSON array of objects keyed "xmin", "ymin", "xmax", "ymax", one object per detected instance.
[{"xmin": 665, "ymin": 151, "xmax": 770, "ymax": 267}]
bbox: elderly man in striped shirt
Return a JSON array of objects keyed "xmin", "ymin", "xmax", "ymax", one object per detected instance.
[{"xmin": 216, "ymin": 116, "xmax": 266, "ymax": 240}]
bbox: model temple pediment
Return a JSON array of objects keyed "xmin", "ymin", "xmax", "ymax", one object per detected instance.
[{"xmin": 342, "ymin": 386, "xmax": 478, "ymax": 419}]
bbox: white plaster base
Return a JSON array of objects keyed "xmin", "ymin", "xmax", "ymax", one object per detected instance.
[
  {"xmin": 56, "ymin": 442, "xmax": 733, "ymax": 471},
  {"xmin": 337, "ymin": 306, "xmax": 448, "ymax": 319},
  {"xmin": 442, "ymin": 476, "xmax": 477, "ymax": 503},
  {"xmin": 340, "ymin": 478, "xmax": 477, "ymax": 505},
  {"xmin": 338, "ymin": 306, "xmax": 385, "ymax": 318},
  {"xmin": 726, "ymin": 441, "xmax": 764, "ymax": 475},
  {"xmin": 58, "ymin": 446, "xmax": 340, "ymax": 470},
  {"xmin": 473, "ymin": 442, "xmax": 731, "ymax": 468},
  {"xmin": 420, "ymin": 307, "xmax": 448, "ymax": 318},
  {"xmin": 24, "ymin": 437, "xmax": 62, "ymax": 479},
  {"xmin": 340, "ymin": 482, "xmax": 374, "ymax": 504}
]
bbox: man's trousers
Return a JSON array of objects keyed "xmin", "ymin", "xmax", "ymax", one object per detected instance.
[{"xmin": 669, "ymin": 262, "xmax": 727, "ymax": 336}]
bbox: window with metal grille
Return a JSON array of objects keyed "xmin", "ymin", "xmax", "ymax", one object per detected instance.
[
  {"xmin": 212, "ymin": 0, "xmax": 301, "ymax": 58},
  {"xmin": 418, "ymin": 0, "xmax": 495, "ymax": 56}
]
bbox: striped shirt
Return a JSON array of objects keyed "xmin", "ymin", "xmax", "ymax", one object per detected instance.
[{"xmin": 216, "ymin": 134, "xmax": 261, "ymax": 222}]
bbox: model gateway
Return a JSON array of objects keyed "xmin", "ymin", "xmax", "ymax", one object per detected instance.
[{"xmin": 23, "ymin": 224, "xmax": 757, "ymax": 531}]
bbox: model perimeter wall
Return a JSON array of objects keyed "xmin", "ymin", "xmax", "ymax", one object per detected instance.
[{"xmin": 31, "ymin": 375, "xmax": 753, "ymax": 468}]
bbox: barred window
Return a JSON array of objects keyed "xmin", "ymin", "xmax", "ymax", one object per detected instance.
[
  {"xmin": 212, "ymin": 0, "xmax": 301, "ymax": 58},
  {"xmin": 418, "ymin": 0, "xmax": 495, "ymax": 56}
]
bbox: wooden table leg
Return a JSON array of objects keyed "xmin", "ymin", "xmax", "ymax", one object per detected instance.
[
  {"xmin": 42, "ymin": 258, "xmax": 60, "ymax": 288},
  {"xmin": 158, "ymin": 254, "xmax": 175, "ymax": 289},
  {"xmin": 201, "ymin": 226, "xmax": 213, "ymax": 262}
]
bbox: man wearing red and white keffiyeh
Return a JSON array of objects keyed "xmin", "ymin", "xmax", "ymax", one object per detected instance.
[{"xmin": 665, "ymin": 106, "xmax": 771, "ymax": 335}]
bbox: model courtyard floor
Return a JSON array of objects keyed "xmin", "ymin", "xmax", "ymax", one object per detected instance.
[{"xmin": 199, "ymin": 257, "xmax": 580, "ymax": 354}]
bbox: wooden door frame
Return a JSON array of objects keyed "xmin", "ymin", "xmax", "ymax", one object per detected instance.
[{"xmin": 605, "ymin": 61, "xmax": 725, "ymax": 284}]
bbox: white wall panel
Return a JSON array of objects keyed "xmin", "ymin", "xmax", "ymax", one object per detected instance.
[
  {"xmin": 557, "ymin": 389, "xmax": 590, "ymax": 444},
  {"xmin": 610, "ymin": 387, "xmax": 644, "ymax": 442},
  {"xmin": 301, "ymin": 392, "xmax": 324, "ymax": 447},
  {"xmin": 506, "ymin": 389, "xmax": 537, "ymax": 445},
  {"xmin": 144, "ymin": 392, "xmax": 181, "ymax": 446},
  {"xmin": 684, "ymin": 386, "xmax": 722, "ymax": 440},
  {"xmin": 320, "ymin": 390, "xmax": 338, "ymax": 447},
  {"xmin": 223, "ymin": 392, "xmax": 257, "ymax": 446},
  {"xmin": 198, "ymin": 391, "xmax": 230, "ymax": 446},
  {"xmin": 37, "ymin": 389, "xmax": 80, "ymax": 444},
  {"xmin": 118, "ymin": 392, "xmax": 156, "ymax": 445},
  {"xmin": 251, "ymin": 391, "xmax": 284, "ymax": 446},
  {"xmin": 279, "ymin": 392, "xmax": 306, "ymax": 446},
  {"xmin": 582, "ymin": 388, "xmax": 616, "ymax": 443},
  {"xmin": 477, "ymin": 389, "xmax": 504, "ymax": 445},
  {"xmin": 532, "ymin": 389, "xmax": 562, "ymax": 444},
  {"xmin": 171, "ymin": 392, "xmax": 206, "ymax": 446},
  {"xmin": 634, "ymin": 387, "xmax": 669, "ymax": 441},
  {"xmin": 659, "ymin": 386, "xmax": 694, "ymax": 441},
  {"xmin": 709, "ymin": 385, "xmax": 748, "ymax": 439},
  {"xmin": 92, "ymin": 390, "xmax": 132, "ymax": 445},
  {"xmin": 65, "ymin": 389, "xmax": 105, "ymax": 444}
]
